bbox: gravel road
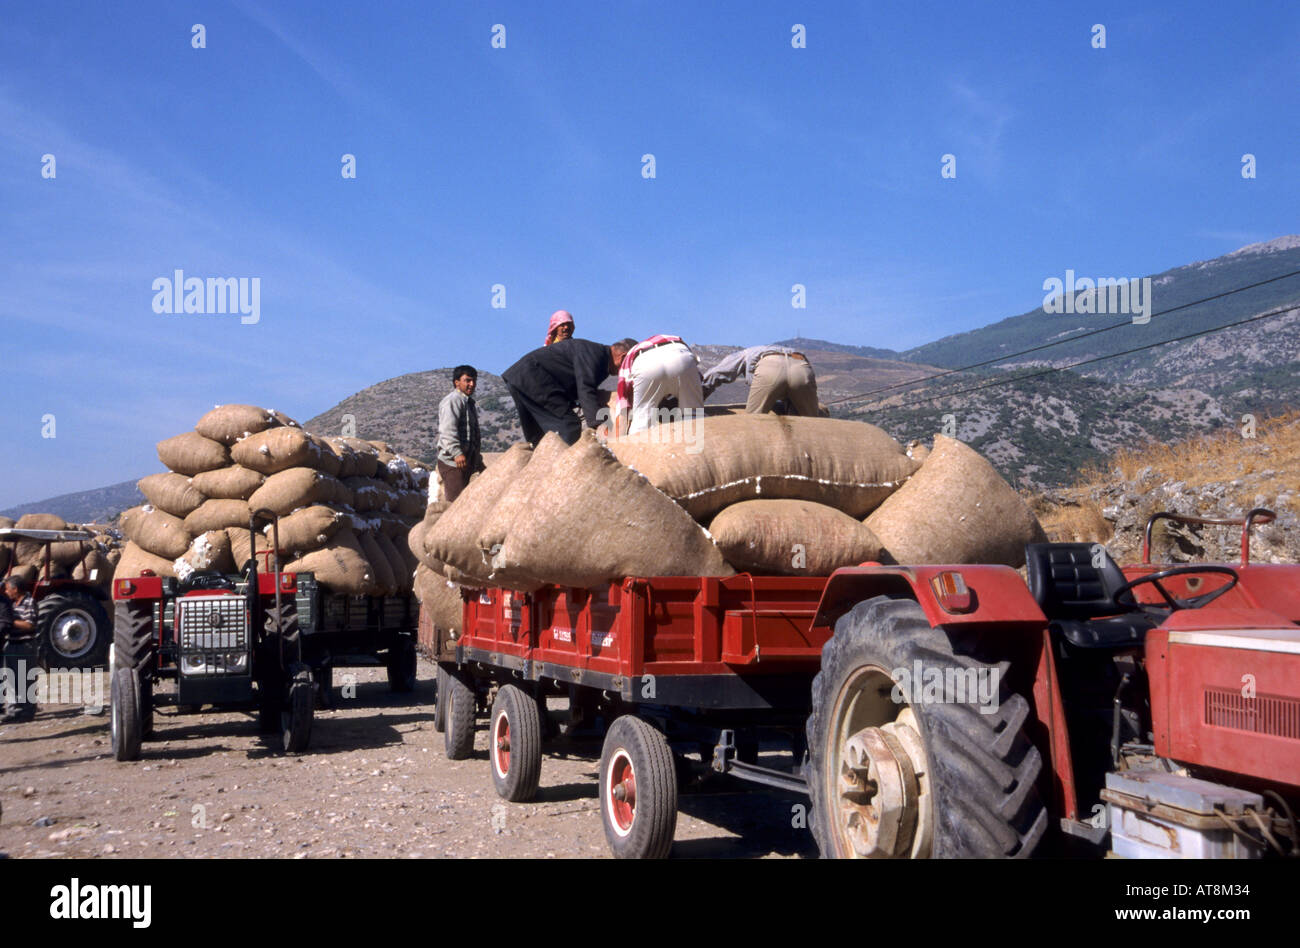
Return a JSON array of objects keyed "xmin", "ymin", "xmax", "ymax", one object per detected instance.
[{"xmin": 0, "ymin": 658, "xmax": 815, "ymax": 859}]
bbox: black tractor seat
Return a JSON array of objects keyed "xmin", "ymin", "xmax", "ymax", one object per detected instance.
[{"xmin": 1025, "ymin": 543, "xmax": 1160, "ymax": 649}]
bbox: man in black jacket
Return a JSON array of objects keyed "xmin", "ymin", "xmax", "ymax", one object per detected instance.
[{"xmin": 503, "ymin": 337, "xmax": 633, "ymax": 446}]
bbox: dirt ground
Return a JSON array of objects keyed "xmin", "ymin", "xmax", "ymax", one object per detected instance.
[{"xmin": 0, "ymin": 658, "xmax": 816, "ymax": 859}]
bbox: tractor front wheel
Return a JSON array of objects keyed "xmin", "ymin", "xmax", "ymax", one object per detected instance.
[
  {"xmin": 806, "ymin": 596, "xmax": 1047, "ymax": 858},
  {"xmin": 110, "ymin": 667, "xmax": 143, "ymax": 762},
  {"xmin": 280, "ymin": 666, "xmax": 314, "ymax": 754}
]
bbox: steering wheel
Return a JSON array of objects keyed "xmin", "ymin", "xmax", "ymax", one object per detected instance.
[{"xmin": 1113, "ymin": 565, "xmax": 1238, "ymax": 612}]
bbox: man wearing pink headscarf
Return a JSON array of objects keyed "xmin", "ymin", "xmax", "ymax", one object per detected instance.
[{"xmin": 544, "ymin": 310, "xmax": 575, "ymax": 346}]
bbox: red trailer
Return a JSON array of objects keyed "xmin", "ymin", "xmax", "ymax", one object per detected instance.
[{"xmin": 434, "ymin": 508, "xmax": 1300, "ymax": 859}]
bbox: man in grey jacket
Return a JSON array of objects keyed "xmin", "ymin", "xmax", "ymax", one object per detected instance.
[
  {"xmin": 701, "ymin": 345, "xmax": 819, "ymax": 415},
  {"xmin": 437, "ymin": 365, "xmax": 484, "ymax": 503}
]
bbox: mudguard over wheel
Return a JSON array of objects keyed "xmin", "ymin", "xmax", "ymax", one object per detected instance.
[
  {"xmin": 599, "ymin": 715, "xmax": 678, "ymax": 859},
  {"xmin": 490, "ymin": 684, "xmax": 542, "ymax": 802},
  {"xmin": 110, "ymin": 667, "xmax": 143, "ymax": 762},
  {"xmin": 443, "ymin": 667, "xmax": 476, "ymax": 760},
  {"xmin": 386, "ymin": 635, "xmax": 417, "ymax": 693},
  {"xmin": 806, "ymin": 596, "xmax": 1047, "ymax": 858},
  {"xmin": 39, "ymin": 591, "xmax": 111, "ymax": 669}
]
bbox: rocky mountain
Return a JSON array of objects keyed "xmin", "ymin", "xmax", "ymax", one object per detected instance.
[
  {"xmin": 10, "ymin": 239, "xmax": 1298, "ymax": 517},
  {"xmin": 0, "ymin": 479, "xmax": 143, "ymax": 524}
]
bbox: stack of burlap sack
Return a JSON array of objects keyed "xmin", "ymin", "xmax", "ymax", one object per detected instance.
[
  {"xmin": 404, "ymin": 414, "xmax": 1047, "ymax": 608},
  {"xmin": 113, "ymin": 404, "xmax": 430, "ymax": 595},
  {"xmin": 0, "ymin": 513, "xmax": 122, "ymax": 592}
]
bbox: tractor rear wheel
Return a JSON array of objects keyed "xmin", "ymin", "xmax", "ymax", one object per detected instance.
[
  {"xmin": 490, "ymin": 684, "xmax": 542, "ymax": 802},
  {"xmin": 39, "ymin": 591, "xmax": 110, "ymax": 669},
  {"xmin": 806, "ymin": 596, "xmax": 1047, "ymax": 858},
  {"xmin": 443, "ymin": 668, "xmax": 476, "ymax": 760},
  {"xmin": 598, "ymin": 715, "xmax": 677, "ymax": 859},
  {"xmin": 110, "ymin": 667, "xmax": 143, "ymax": 762}
]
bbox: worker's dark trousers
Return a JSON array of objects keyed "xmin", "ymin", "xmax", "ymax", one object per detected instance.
[
  {"xmin": 506, "ymin": 384, "xmax": 582, "ymax": 447},
  {"xmin": 1, "ymin": 635, "xmax": 37, "ymax": 713}
]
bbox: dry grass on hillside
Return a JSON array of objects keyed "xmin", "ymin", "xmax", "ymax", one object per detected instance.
[
  {"xmin": 1033, "ymin": 409, "xmax": 1299, "ymax": 545},
  {"xmin": 1079, "ymin": 409, "xmax": 1300, "ymax": 511}
]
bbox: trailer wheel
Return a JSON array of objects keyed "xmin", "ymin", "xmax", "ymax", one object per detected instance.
[
  {"xmin": 490, "ymin": 684, "xmax": 542, "ymax": 802},
  {"xmin": 433, "ymin": 664, "xmax": 449, "ymax": 733},
  {"xmin": 443, "ymin": 669, "xmax": 476, "ymax": 760},
  {"xmin": 599, "ymin": 716, "xmax": 677, "ymax": 859},
  {"xmin": 280, "ymin": 666, "xmax": 314, "ymax": 754},
  {"xmin": 387, "ymin": 635, "xmax": 417, "ymax": 693},
  {"xmin": 39, "ymin": 590, "xmax": 111, "ymax": 669},
  {"xmin": 806, "ymin": 597, "xmax": 1047, "ymax": 858},
  {"xmin": 110, "ymin": 667, "xmax": 143, "ymax": 762}
]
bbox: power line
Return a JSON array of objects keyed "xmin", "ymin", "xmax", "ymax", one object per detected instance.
[
  {"xmin": 845, "ymin": 301, "xmax": 1299, "ymax": 413},
  {"xmin": 827, "ymin": 267, "xmax": 1300, "ymax": 407}
]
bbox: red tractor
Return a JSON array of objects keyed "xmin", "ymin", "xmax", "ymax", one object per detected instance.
[
  {"xmin": 110, "ymin": 510, "xmax": 313, "ymax": 760},
  {"xmin": 0, "ymin": 527, "xmax": 113, "ymax": 669},
  {"xmin": 438, "ymin": 507, "xmax": 1299, "ymax": 858}
]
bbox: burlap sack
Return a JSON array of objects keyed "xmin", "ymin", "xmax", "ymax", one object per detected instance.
[
  {"xmin": 324, "ymin": 437, "xmax": 360, "ymax": 479},
  {"xmin": 426, "ymin": 444, "xmax": 533, "ymax": 585},
  {"xmin": 115, "ymin": 541, "xmax": 177, "ymax": 580},
  {"xmin": 0, "ymin": 544, "xmax": 10, "ymax": 576},
  {"xmin": 284, "ymin": 528, "xmax": 375, "ymax": 595},
  {"xmin": 864, "ymin": 434, "xmax": 1048, "ymax": 568},
  {"xmin": 195, "ymin": 404, "xmax": 281, "ymax": 445},
  {"xmin": 311, "ymin": 434, "xmax": 343, "ymax": 478},
  {"xmin": 344, "ymin": 477, "xmax": 386, "ymax": 512},
  {"xmin": 409, "ymin": 502, "xmax": 449, "ymax": 572},
  {"xmin": 157, "ymin": 431, "xmax": 230, "ymax": 476},
  {"xmin": 47, "ymin": 539, "xmax": 95, "ymax": 569},
  {"xmin": 709, "ymin": 500, "xmax": 887, "ymax": 575},
  {"xmin": 395, "ymin": 490, "xmax": 425, "ymax": 518},
  {"xmin": 248, "ymin": 468, "xmax": 350, "ymax": 516},
  {"xmin": 228, "ymin": 526, "xmax": 271, "ymax": 571},
  {"xmin": 340, "ymin": 438, "xmax": 381, "ymax": 478},
  {"xmin": 414, "ymin": 564, "xmax": 463, "ymax": 633},
  {"xmin": 9, "ymin": 563, "xmax": 39, "ymax": 586},
  {"xmin": 191, "ymin": 465, "xmax": 265, "ymax": 500},
  {"xmin": 475, "ymin": 433, "xmax": 570, "ymax": 572},
  {"xmin": 359, "ymin": 530, "xmax": 396, "ymax": 595},
  {"xmin": 138, "ymin": 472, "xmax": 207, "ymax": 518},
  {"xmin": 608, "ymin": 414, "xmax": 919, "ymax": 519},
  {"xmin": 265, "ymin": 505, "xmax": 346, "ymax": 554},
  {"xmin": 373, "ymin": 530, "xmax": 412, "ymax": 591},
  {"xmin": 495, "ymin": 431, "xmax": 734, "ymax": 589},
  {"xmin": 174, "ymin": 530, "xmax": 236, "ymax": 579},
  {"xmin": 72, "ymin": 549, "xmax": 113, "ymax": 588},
  {"xmin": 185, "ymin": 499, "xmax": 252, "ymax": 535},
  {"xmin": 231, "ymin": 427, "xmax": 332, "ymax": 476},
  {"xmin": 0, "ymin": 516, "xmax": 14, "ymax": 529},
  {"xmin": 9, "ymin": 514, "xmax": 67, "ymax": 566},
  {"xmin": 121, "ymin": 505, "xmax": 193, "ymax": 560}
]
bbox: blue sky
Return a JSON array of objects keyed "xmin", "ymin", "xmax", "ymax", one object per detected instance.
[{"xmin": 2, "ymin": 1, "xmax": 1297, "ymax": 507}]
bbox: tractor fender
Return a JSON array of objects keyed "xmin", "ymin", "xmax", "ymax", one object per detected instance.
[{"xmin": 812, "ymin": 564, "xmax": 1049, "ymax": 633}]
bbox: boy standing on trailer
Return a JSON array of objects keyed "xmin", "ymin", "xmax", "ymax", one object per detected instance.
[{"xmin": 437, "ymin": 365, "xmax": 485, "ymax": 503}]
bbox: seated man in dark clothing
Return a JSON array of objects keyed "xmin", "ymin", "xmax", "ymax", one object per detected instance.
[{"xmin": 502, "ymin": 337, "xmax": 633, "ymax": 446}]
